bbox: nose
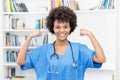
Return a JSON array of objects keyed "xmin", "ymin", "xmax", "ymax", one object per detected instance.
[{"xmin": 59, "ymin": 27, "xmax": 64, "ymax": 32}]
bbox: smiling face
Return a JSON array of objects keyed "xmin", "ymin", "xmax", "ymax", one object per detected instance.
[{"xmin": 53, "ymin": 20, "xmax": 71, "ymax": 41}]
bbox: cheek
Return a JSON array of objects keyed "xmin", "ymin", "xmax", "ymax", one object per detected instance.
[
  {"xmin": 53, "ymin": 29, "xmax": 57, "ymax": 33},
  {"xmin": 53, "ymin": 30, "xmax": 58, "ymax": 35}
]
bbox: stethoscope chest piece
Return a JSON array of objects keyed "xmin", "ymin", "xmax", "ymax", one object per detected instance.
[{"xmin": 72, "ymin": 63, "xmax": 77, "ymax": 68}]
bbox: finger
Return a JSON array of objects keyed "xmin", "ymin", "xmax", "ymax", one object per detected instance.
[
  {"xmin": 80, "ymin": 31, "xmax": 83, "ymax": 36},
  {"xmin": 38, "ymin": 30, "xmax": 42, "ymax": 36}
]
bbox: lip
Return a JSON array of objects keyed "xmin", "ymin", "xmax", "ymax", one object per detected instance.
[
  {"xmin": 57, "ymin": 33, "xmax": 67, "ymax": 40},
  {"xmin": 59, "ymin": 33, "xmax": 66, "ymax": 37}
]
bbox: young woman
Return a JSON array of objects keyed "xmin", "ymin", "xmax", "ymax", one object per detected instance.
[{"xmin": 17, "ymin": 6, "xmax": 106, "ymax": 80}]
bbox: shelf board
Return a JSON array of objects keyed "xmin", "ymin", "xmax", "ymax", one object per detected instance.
[
  {"xmin": 2, "ymin": 29, "xmax": 48, "ymax": 32},
  {"xmin": 3, "ymin": 63, "xmax": 18, "ymax": 67},
  {"xmin": 2, "ymin": 9, "xmax": 116, "ymax": 15},
  {"xmin": 1, "ymin": 11, "xmax": 53, "ymax": 15},
  {"xmin": 3, "ymin": 46, "xmax": 37, "ymax": 50},
  {"xmin": 75, "ymin": 9, "xmax": 116, "ymax": 15}
]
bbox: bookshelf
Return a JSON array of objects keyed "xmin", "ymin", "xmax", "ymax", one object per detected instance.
[
  {"xmin": 0, "ymin": 0, "xmax": 119, "ymax": 80},
  {"xmin": 1, "ymin": 12, "xmax": 48, "ymax": 80}
]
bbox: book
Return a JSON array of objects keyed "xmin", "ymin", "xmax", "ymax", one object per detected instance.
[
  {"xmin": 16, "ymin": 2, "xmax": 28, "ymax": 12},
  {"xmin": 12, "ymin": 0, "xmax": 19, "ymax": 12},
  {"xmin": 50, "ymin": 0, "xmax": 55, "ymax": 9},
  {"xmin": 7, "ymin": 51, "xmax": 11, "ymax": 62},
  {"xmin": 36, "ymin": 19, "xmax": 40, "ymax": 29},
  {"xmin": 56, "ymin": 0, "xmax": 61, "ymax": 7},
  {"xmin": 6, "ymin": 33, "xmax": 10, "ymax": 46},
  {"xmin": 12, "ymin": 0, "xmax": 28, "ymax": 12},
  {"xmin": 104, "ymin": 0, "xmax": 109, "ymax": 9},
  {"xmin": 11, "ymin": 67, "xmax": 16, "ymax": 76},
  {"xmin": 7, "ymin": 51, "xmax": 18, "ymax": 62},
  {"xmin": 6, "ymin": 0, "xmax": 12, "ymax": 12},
  {"xmin": 10, "ymin": 0, "xmax": 16, "ymax": 12},
  {"xmin": 7, "ymin": 67, "xmax": 15, "ymax": 78}
]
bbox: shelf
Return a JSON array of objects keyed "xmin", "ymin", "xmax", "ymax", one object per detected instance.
[
  {"xmin": 3, "ymin": 46, "xmax": 37, "ymax": 50},
  {"xmin": 3, "ymin": 63, "xmax": 18, "ymax": 67},
  {"xmin": 2, "ymin": 29, "xmax": 48, "ymax": 36},
  {"xmin": 2, "ymin": 12, "xmax": 49, "ymax": 15},
  {"xmin": 2, "ymin": 9, "xmax": 116, "ymax": 15},
  {"xmin": 2, "ymin": 29, "xmax": 48, "ymax": 32},
  {"xmin": 75, "ymin": 9, "xmax": 116, "ymax": 15}
]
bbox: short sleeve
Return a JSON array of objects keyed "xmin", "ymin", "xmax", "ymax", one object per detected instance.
[
  {"xmin": 20, "ymin": 44, "xmax": 49, "ymax": 71},
  {"xmin": 21, "ymin": 50, "xmax": 34, "ymax": 70},
  {"xmin": 79, "ymin": 44, "xmax": 102, "ymax": 69},
  {"xmin": 87, "ymin": 51, "xmax": 102, "ymax": 68}
]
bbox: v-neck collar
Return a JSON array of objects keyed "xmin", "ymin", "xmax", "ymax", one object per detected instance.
[{"xmin": 53, "ymin": 41, "xmax": 70, "ymax": 56}]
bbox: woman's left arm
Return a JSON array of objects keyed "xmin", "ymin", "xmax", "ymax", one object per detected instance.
[{"xmin": 80, "ymin": 28, "xmax": 106, "ymax": 63}]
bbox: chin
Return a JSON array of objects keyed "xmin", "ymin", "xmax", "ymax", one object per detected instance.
[
  {"xmin": 59, "ymin": 38, "xmax": 67, "ymax": 41},
  {"xmin": 57, "ymin": 36, "xmax": 68, "ymax": 41}
]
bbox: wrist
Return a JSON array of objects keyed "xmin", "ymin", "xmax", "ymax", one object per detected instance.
[
  {"xmin": 27, "ymin": 35, "xmax": 33, "ymax": 41},
  {"xmin": 87, "ymin": 31, "xmax": 93, "ymax": 37}
]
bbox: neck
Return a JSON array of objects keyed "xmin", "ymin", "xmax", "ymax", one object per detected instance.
[{"xmin": 55, "ymin": 40, "xmax": 68, "ymax": 46}]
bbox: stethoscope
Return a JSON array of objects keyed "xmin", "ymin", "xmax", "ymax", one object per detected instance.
[{"xmin": 50, "ymin": 41, "xmax": 78, "ymax": 69}]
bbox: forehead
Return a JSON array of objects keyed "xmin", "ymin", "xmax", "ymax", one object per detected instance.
[{"xmin": 54, "ymin": 20, "xmax": 69, "ymax": 25}]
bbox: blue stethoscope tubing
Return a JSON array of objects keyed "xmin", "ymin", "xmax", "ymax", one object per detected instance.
[{"xmin": 50, "ymin": 41, "xmax": 77, "ymax": 68}]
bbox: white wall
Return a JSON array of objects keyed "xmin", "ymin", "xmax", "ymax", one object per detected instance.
[
  {"xmin": 48, "ymin": 12, "xmax": 116, "ymax": 80},
  {"xmin": 0, "ymin": 0, "xmax": 2, "ymax": 78},
  {"xmin": 0, "ymin": 13, "xmax": 3, "ymax": 80},
  {"xmin": 23, "ymin": 0, "xmax": 48, "ymax": 12},
  {"xmin": 71, "ymin": 12, "xmax": 116, "ymax": 71},
  {"xmin": 49, "ymin": 12, "xmax": 117, "ymax": 71},
  {"xmin": 117, "ymin": 14, "xmax": 120, "ymax": 80}
]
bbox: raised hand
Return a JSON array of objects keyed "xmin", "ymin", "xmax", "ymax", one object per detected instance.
[
  {"xmin": 80, "ymin": 28, "xmax": 92, "ymax": 36},
  {"xmin": 80, "ymin": 28, "xmax": 106, "ymax": 63},
  {"xmin": 17, "ymin": 30, "xmax": 42, "ymax": 65},
  {"xmin": 29, "ymin": 30, "xmax": 42, "ymax": 38}
]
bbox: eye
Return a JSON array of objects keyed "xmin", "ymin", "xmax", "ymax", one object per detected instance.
[
  {"xmin": 55, "ymin": 26, "xmax": 60, "ymax": 29},
  {"xmin": 64, "ymin": 26, "xmax": 68, "ymax": 29}
]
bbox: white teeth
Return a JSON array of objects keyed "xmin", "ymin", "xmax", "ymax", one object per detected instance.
[{"xmin": 60, "ymin": 34, "xmax": 65, "ymax": 37}]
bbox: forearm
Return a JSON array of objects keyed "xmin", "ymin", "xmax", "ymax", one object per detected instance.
[
  {"xmin": 88, "ymin": 32, "xmax": 106, "ymax": 63},
  {"xmin": 17, "ymin": 35, "xmax": 32, "ymax": 65}
]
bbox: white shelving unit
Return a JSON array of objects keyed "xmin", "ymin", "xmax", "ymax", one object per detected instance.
[
  {"xmin": 1, "ymin": 1, "xmax": 49, "ymax": 79},
  {"xmin": 1, "ymin": 13, "xmax": 48, "ymax": 79},
  {"xmin": 0, "ymin": 0, "xmax": 119, "ymax": 80}
]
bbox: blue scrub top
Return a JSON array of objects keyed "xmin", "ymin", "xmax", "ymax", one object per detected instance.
[{"xmin": 21, "ymin": 42, "xmax": 102, "ymax": 80}]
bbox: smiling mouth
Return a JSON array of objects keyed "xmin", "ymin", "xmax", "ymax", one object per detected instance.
[{"xmin": 59, "ymin": 33, "xmax": 66, "ymax": 37}]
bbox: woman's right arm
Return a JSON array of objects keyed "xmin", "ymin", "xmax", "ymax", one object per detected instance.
[{"xmin": 17, "ymin": 30, "xmax": 42, "ymax": 65}]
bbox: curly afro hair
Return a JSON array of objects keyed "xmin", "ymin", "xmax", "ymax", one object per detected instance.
[{"xmin": 46, "ymin": 6, "xmax": 77, "ymax": 34}]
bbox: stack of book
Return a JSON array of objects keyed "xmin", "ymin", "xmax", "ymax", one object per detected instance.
[
  {"xmin": 49, "ymin": 0, "xmax": 80, "ymax": 10},
  {"xmin": 5, "ymin": 0, "xmax": 28, "ymax": 12}
]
